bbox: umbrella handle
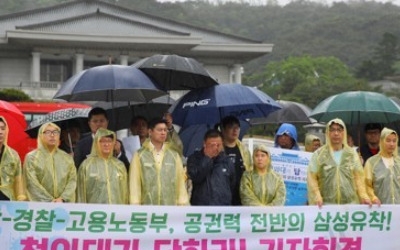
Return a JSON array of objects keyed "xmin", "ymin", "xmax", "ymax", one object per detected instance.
[{"xmin": 68, "ymin": 133, "xmax": 73, "ymax": 154}]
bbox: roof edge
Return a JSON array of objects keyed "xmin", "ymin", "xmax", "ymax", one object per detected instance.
[
  {"xmin": 0, "ymin": 0, "xmax": 264, "ymax": 44},
  {"xmin": 15, "ymin": 10, "xmax": 190, "ymax": 36}
]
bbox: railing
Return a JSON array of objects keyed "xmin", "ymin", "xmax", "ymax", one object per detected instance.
[{"xmin": 0, "ymin": 81, "xmax": 62, "ymax": 100}]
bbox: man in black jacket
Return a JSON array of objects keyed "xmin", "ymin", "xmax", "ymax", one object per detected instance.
[{"xmin": 187, "ymin": 129, "xmax": 235, "ymax": 205}]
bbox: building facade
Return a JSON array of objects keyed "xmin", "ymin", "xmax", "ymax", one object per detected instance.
[{"xmin": 0, "ymin": 0, "xmax": 273, "ymax": 100}]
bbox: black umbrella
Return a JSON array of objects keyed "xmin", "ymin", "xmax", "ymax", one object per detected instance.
[
  {"xmin": 132, "ymin": 54, "xmax": 218, "ymax": 90},
  {"xmin": 249, "ymin": 100, "xmax": 316, "ymax": 125}
]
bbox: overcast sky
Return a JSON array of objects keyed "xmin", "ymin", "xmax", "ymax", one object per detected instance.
[{"xmin": 156, "ymin": 0, "xmax": 400, "ymax": 6}]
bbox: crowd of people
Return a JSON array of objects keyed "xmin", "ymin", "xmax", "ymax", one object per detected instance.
[{"xmin": 0, "ymin": 106, "xmax": 399, "ymax": 207}]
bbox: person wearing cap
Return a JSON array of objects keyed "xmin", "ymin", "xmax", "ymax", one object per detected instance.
[
  {"xmin": 220, "ymin": 115, "xmax": 252, "ymax": 206},
  {"xmin": 304, "ymin": 134, "xmax": 322, "ymax": 153},
  {"xmin": 359, "ymin": 123, "xmax": 383, "ymax": 165},
  {"xmin": 274, "ymin": 123, "xmax": 300, "ymax": 150},
  {"xmin": 240, "ymin": 145, "xmax": 286, "ymax": 206},
  {"xmin": 187, "ymin": 129, "xmax": 235, "ymax": 205},
  {"xmin": 307, "ymin": 118, "xmax": 371, "ymax": 207},
  {"xmin": 364, "ymin": 127, "xmax": 400, "ymax": 205}
]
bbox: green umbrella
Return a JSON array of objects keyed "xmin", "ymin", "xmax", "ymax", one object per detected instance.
[{"xmin": 309, "ymin": 91, "xmax": 400, "ymax": 124}]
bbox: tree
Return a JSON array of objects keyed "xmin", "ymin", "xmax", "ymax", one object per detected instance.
[
  {"xmin": 248, "ymin": 55, "xmax": 370, "ymax": 108},
  {"xmin": 356, "ymin": 32, "xmax": 399, "ymax": 81},
  {"xmin": 0, "ymin": 89, "xmax": 33, "ymax": 102}
]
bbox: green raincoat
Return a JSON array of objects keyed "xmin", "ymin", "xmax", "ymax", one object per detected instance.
[
  {"xmin": 0, "ymin": 116, "xmax": 27, "ymax": 201},
  {"xmin": 364, "ymin": 128, "xmax": 400, "ymax": 204},
  {"xmin": 23, "ymin": 122, "xmax": 76, "ymax": 202},
  {"xmin": 130, "ymin": 139, "xmax": 189, "ymax": 205},
  {"xmin": 240, "ymin": 145, "xmax": 286, "ymax": 206},
  {"xmin": 77, "ymin": 128, "xmax": 128, "ymax": 204},
  {"xmin": 307, "ymin": 118, "xmax": 369, "ymax": 205}
]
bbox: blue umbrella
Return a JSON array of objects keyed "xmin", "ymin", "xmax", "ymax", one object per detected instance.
[
  {"xmin": 53, "ymin": 65, "xmax": 166, "ymax": 102},
  {"xmin": 169, "ymin": 83, "xmax": 281, "ymax": 127},
  {"xmin": 179, "ymin": 120, "xmax": 250, "ymax": 157}
]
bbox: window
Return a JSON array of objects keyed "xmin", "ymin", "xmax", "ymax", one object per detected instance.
[{"xmin": 40, "ymin": 60, "xmax": 72, "ymax": 82}]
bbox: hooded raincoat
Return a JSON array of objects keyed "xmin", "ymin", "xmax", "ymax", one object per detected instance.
[
  {"xmin": 130, "ymin": 139, "xmax": 189, "ymax": 205},
  {"xmin": 307, "ymin": 118, "xmax": 369, "ymax": 205},
  {"xmin": 23, "ymin": 122, "xmax": 76, "ymax": 202},
  {"xmin": 240, "ymin": 145, "xmax": 286, "ymax": 206},
  {"xmin": 274, "ymin": 123, "xmax": 300, "ymax": 150},
  {"xmin": 167, "ymin": 127, "xmax": 184, "ymax": 156},
  {"xmin": 304, "ymin": 134, "xmax": 321, "ymax": 152},
  {"xmin": 77, "ymin": 128, "xmax": 128, "ymax": 204},
  {"xmin": 364, "ymin": 128, "xmax": 400, "ymax": 204},
  {"xmin": 0, "ymin": 116, "xmax": 27, "ymax": 201}
]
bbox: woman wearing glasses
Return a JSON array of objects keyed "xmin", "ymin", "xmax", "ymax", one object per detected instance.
[{"xmin": 23, "ymin": 122, "xmax": 77, "ymax": 202}]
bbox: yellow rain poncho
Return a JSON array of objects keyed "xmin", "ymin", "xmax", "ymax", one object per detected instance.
[
  {"xmin": 236, "ymin": 139, "xmax": 253, "ymax": 171},
  {"xmin": 23, "ymin": 122, "xmax": 76, "ymax": 202},
  {"xmin": 130, "ymin": 139, "xmax": 189, "ymax": 205},
  {"xmin": 167, "ymin": 128, "xmax": 184, "ymax": 156},
  {"xmin": 240, "ymin": 145, "xmax": 286, "ymax": 206},
  {"xmin": 77, "ymin": 128, "xmax": 128, "ymax": 204},
  {"xmin": 364, "ymin": 128, "xmax": 400, "ymax": 204},
  {"xmin": 307, "ymin": 118, "xmax": 369, "ymax": 205},
  {"xmin": 0, "ymin": 116, "xmax": 27, "ymax": 201}
]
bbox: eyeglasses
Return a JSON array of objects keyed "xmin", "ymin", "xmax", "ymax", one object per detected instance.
[
  {"xmin": 43, "ymin": 130, "xmax": 61, "ymax": 136},
  {"xmin": 329, "ymin": 128, "xmax": 344, "ymax": 133},
  {"xmin": 99, "ymin": 139, "xmax": 113, "ymax": 144}
]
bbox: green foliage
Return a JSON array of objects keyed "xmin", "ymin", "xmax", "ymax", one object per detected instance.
[
  {"xmin": 0, "ymin": 89, "xmax": 33, "ymax": 102},
  {"xmin": 1, "ymin": 0, "xmax": 398, "ymax": 107},
  {"xmin": 3, "ymin": 0, "xmax": 400, "ymax": 79},
  {"xmin": 251, "ymin": 55, "xmax": 370, "ymax": 108},
  {"xmin": 356, "ymin": 32, "xmax": 400, "ymax": 81}
]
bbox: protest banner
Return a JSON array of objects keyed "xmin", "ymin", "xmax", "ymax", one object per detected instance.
[{"xmin": 0, "ymin": 201, "xmax": 398, "ymax": 249}]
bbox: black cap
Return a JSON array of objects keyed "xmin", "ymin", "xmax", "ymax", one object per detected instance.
[{"xmin": 364, "ymin": 123, "xmax": 383, "ymax": 132}]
